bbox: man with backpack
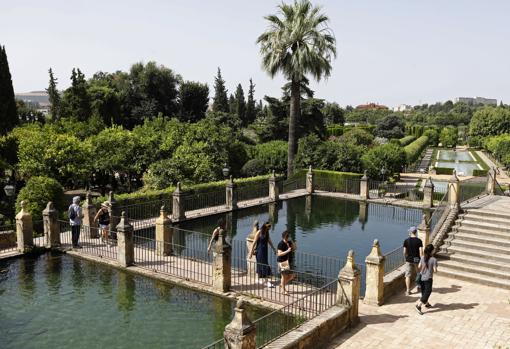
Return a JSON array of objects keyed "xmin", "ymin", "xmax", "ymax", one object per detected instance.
[
  {"xmin": 69, "ymin": 196, "xmax": 83, "ymax": 248},
  {"xmin": 403, "ymin": 226, "xmax": 423, "ymax": 295}
]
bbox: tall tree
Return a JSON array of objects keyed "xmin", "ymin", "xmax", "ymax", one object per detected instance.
[
  {"xmin": 245, "ymin": 79, "xmax": 256, "ymax": 124},
  {"xmin": 212, "ymin": 68, "xmax": 229, "ymax": 112},
  {"xmin": 46, "ymin": 68, "xmax": 61, "ymax": 121},
  {"xmin": 178, "ymin": 81, "xmax": 209, "ymax": 122},
  {"xmin": 234, "ymin": 83, "xmax": 246, "ymax": 122},
  {"xmin": 0, "ymin": 45, "xmax": 18, "ymax": 134},
  {"xmin": 257, "ymin": 0, "xmax": 336, "ymax": 176},
  {"xmin": 61, "ymin": 68, "xmax": 91, "ymax": 121},
  {"xmin": 228, "ymin": 94, "xmax": 236, "ymax": 115}
]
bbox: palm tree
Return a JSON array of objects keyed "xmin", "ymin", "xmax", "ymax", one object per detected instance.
[{"xmin": 257, "ymin": 0, "xmax": 336, "ymax": 177}]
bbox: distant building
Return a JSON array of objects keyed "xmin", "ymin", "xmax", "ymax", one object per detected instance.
[
  {"xmin": 392, "ymin": 104, "xmax": 412, "ymax": 112},
  {"xmin": 454, "ymin": 96, "xmax": 497, "ymax": 106},
  {"xmin": 355, "ymin": 103, "xmax": 388, "ymax": 110},
  {"xmin": 15, "ymin": 91, "xmax": 50, "ymax": 114}
]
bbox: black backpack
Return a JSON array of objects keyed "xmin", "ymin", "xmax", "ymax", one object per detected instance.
[{"xmin": 68, "ymin": 205, "xmax": 77, "ymax": 220}]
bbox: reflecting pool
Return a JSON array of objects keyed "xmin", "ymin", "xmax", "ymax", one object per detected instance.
[{"xmin": 0, "ymin": 253, "xmax": 268, "ymax": 349}]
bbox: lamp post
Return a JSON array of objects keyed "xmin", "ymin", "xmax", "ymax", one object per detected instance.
[
  {"xmin": 380, "ymin": 167, "xmax": 387, "ymax": 182},
  {"xmin": 3, "ymin": 184, "xmax": 15, "ymax": 197},
  {"xmin": 222, "ymin": 163, "xmax": 230, "ymax": 178}
]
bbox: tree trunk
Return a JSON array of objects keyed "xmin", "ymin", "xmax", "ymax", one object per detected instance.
[{"xmin": 287, "ymin": 79, "xmax": 301, "ymax": 177}]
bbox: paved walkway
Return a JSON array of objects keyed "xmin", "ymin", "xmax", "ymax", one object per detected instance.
[
  {"xmin": 476, "ymin": 150, "xmax": 510, "ymax": 184},
  {"xmin": 328, "ymin": 275, "xmax": 510, "ymax": 349}
]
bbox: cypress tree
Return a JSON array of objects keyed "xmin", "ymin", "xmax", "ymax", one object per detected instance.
[
  {"xmin": 0, "ymin": 45, "xmax": 18, "ymax": 134},
  {"xmin": 245, "ymin": 78, "xmax": 256, "ymax": 124},
  {"xmin": 234, "ymin": 83, "xmax": 246, "ymax": 123},
  {"xmin": 46, "ymin": 68, "xmax": 61, "ymax": 121},
  {"xmin": 212, "ymin": 68, "xmax": 229, "ymax": 112},
  {"xmin": 228, "ymin": 94, "xmax": 236, "ymax": 115}
]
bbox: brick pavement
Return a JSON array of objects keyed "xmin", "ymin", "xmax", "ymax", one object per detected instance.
[{"xmin": 328, "ymin": 275, "xmax": 510, "ymax": 349}]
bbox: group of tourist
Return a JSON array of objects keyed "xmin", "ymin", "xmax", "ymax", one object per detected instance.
[
  {"xmin": 403, "ymin": 226, "xmax": 438, "ymax": 315},
  {"xmin": 67, "ymin": 197, "xmax": 112, "ymax": 249}
]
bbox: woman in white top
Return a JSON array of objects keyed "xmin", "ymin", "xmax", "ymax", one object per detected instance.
[{"xmin": 415, "ymin": 244, "xmax": 438, "ymax": 315}]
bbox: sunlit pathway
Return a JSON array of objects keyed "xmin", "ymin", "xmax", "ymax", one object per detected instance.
[{"xmin": 328, "ymin": 275, "xmax": 510, "ymax": 349}]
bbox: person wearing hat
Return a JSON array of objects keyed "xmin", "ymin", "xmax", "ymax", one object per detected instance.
[
  {"xmin": 403, "ymin": 226, "xmax": 423, "ymax": 295},
  {"xmin": 94, "ymin": 201, "xmax": 111, "ymax": 245}
]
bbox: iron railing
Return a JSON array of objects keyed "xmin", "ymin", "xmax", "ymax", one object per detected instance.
[
  {"xmin": 0, "ymin": 223, "xmax": 17, "ymax": 254},
  {"xmin": 280, "ymin": 176, "xmax": 306, "ymax": 194},
  {"xmin": 383, "ymin": 246, "xmax": 405, "ymax": 275},
  {"xmin": 315, "ymin": 177, "xmax": 361, "ymax": 195},
  {"xmin": 495, "ymin": 179, "xmax": 509, "ymax": 196},
  {"xmin": 237, "ymin": 183, "xmax": 270, "ymax": 202},
  {"xmin": 459, "ymin": 178, "xmax": 487, "ymax": 203},
  {"xmin": 429, "ymin": 190, "xmax": 449, "ymax": 240},
  {"xmin": 119, "ymin": 199, "xmax": 172, "ymax": 221},
  {"xmin": 182, "ymin": 190, "xmax": 226, "ymax": 213}
]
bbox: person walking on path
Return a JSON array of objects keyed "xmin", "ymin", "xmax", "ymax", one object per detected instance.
[
  {"xmin": 403, "ymin": 226, "xmax": 423, "ymax": 295},
  {"xmin": 415, "ymin": 244, "xmax": 438, "ymax": 315},
  {"xmin": 68, "ymin": 196, "xmax": 83, "ymax": 248},
  {"xmin": 277, "ymin": 230, "xmax": 296, "ymax": 295},
  {"xmin": 94, "ymin": 201, "xmax": 111, "ymax": 245},
  {"xmin": 249, "ymin": 222, "xmax": 277, "ymax": 288}
]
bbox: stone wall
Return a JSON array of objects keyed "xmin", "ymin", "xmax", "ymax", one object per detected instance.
[{"xmin": 383, "ymin": 266, "xmax": 408, "ymax": 302}]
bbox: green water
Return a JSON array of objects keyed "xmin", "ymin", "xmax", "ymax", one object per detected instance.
[{"xmin": 0, "ymin": 253, "xmax": 268, "ymax": 349}]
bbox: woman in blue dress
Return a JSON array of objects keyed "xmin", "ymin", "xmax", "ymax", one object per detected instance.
[{"xmin": 249, "ymin": 222, "xmax": 276, "ymax": 288}]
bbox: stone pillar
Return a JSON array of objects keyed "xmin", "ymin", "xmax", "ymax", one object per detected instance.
[
  {"xmin": 306, "ymin": 165, "xmax": 314, "ymax": 194},
  {"xmin": 417, "ymin": 214, "xmax": 431, "ymax": 247},
  {"xmin": 423, "ymin": 177, "xmax": 434, "ymax": 209},
  {"xmin": 16, "ymin": 200, "xmax": 33, "ymax": 253},
  {"xmin": 172, "ymin": 182, "xmax": 186, "ymax": 222},
  {"xmin": 155, "ymin": 206, "xmax": 173, "ymax": 256},
  {"xmin": 360, "ymin": 171, "xmax": 369, "ymax": 200},
  {"xmin": 224, "ymin": 300, "xmax": 256, "ymax": 349},
  {"xmin": 337, "ymin": 250, "xmax": 361, "ymax": 324},
  {"xmin": 358, "ymin": 201, "xmax": 368, "ymax": 229},
  {"xmin": 82, "ymin": 192, "xmax": 99, "ymax": 238},
  {"xmin": 364, "ymin": 239, "xmax": 385, "ymax": 306},
  {"xmin": 486, "ymin": 167, "xmax": 497, "ymax": 195},
  {"xmin": 226, "ymin": 176, "xmax": 238, "ymax": 210},
  {"xmin": 108, "ymin": 191, "xmax": 120, "ymax": 233},
  {"xmin": 212, "ymin": 227, "xmax": 232, "ymax": 292},
  {"xmin": 246, "ymin": 221, "xmax": 259, "ymax": 276},
  {"xmin": 268, "ymin": 202, "xmax": 278, "ymax": 226},
  {"xmin": 268, "ymin": 170, "xmax": 279, "ymax": 202},
  {"xmin": 43, "ymin": 202, "xmax": 60, "ymax": 248},
  {"xmin": 116, "ymin": 212, "xmax": 134, "ymax": 267},
  {"xmin": 448, "ymin": 171, "xmax": 460, "ymax": 207}
]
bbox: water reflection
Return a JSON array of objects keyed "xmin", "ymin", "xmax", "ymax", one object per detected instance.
[
  {"xmin": 18, "ymin": 257, "xmax": 36, "ymax": 301},
  {"xmin": 45, "ymin": 253, "xmax": 62, "ymax": 295},
  {"xmin": 117, "ymin": 272, "xmax": 136, "ymax": 314}
]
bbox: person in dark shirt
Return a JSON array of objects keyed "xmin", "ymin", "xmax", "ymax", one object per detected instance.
[
  {"xmin": 277, "ymin": 230, "xmax": 296, "ymax": 295},
  {"xmin": 403, "ymin": 226, "xmax": 423, "ymax": 295}
]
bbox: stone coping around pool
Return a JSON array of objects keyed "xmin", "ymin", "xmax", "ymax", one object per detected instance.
[
  {"xmin": 65, "ymin": 249, "xmax": 285, "ymax": 313},
  {"xmin": 314, "ymin": 191, "xmax": 432, "ymax": 210},
  {"xmin": 263, "ymin": 306, "xmax": 351, "ymax": 349}
]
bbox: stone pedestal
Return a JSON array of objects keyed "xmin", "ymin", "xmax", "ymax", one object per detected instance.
[
  {"xmin": 246, "ymin": 221, "xmax": 259, "ymax": 276},
  {"xmin": 212, "ymin": 227, "xmax": 232, "ymax": 292},
  {"xmin": 43, "ymin": 202, "xmax": 60, "ymax": 248},
  {"xmin": 82, "ymin": 192, "xmax": 99, "ymax": 238},
  {"xmin": 360, "ymin": 171, "xmax": 369, "ymax": 200},
  {"xmin": 337, "ymin": 250, "xmax": 361, "ymax": 324},
  {"xmin": 116, "ymin": 212, "xmax": 134, "ymax": 267},
  {"xmin": 306, "ymin": 165, "xmax": 314, "ymax": 194},
  {"xmin": 486, "ymin": 167, "xmax": 497, "ymax": 195},
  {"xmin": 364, "ymin": 240, "xmax": 385, "ymax": 306},
  {"xmin": 417, "ymin": 214, "xmax": 431, "ymax": 246},
  {"xmin": 16, "ymin": 201, "xmax": 33, "ymax": 253},
  {"xmin": 268, "ymin": 202, "xmax": 278, "ymax": 226},
  {"xmin": 226, "ymin": 176, "xmax": 238, "ymax": 210},
  {"xmin": 224, "ymin": 300, "xmax": 256, "ymax": 349},
  {"xmin": 268, "ymin": 171, "xmax": 279, "ymax": 202},
  {"xmin": 423, "ymin": 177, "xmax": 434, "ymax": 209},
  {"xmin": 155, "ymin": 206, "xmax": 173, "ymax": 256},
  {"xmin": 448, "ymin": 171, "xmax": 460, "ymax": 207},
  {"xmin": 108, "ymin": 191, "xmax": 120, "ymax": 233},
  {"xmin": 172, "ymin": 182, "xmax": 186, "ymax": 222}
]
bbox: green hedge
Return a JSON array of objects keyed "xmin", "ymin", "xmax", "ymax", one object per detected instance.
[
  {"xmin": 472, "ymin": 169, "xmax": 488, "ymax": 177},
  {"xmin": 404, "ymin": 135, "xmax": 429, "ymax": 164},
  {"xmin": 93, "ymin": 174, "xmax": 280, "ymax": 208},
  {"xmin": 435, "ymin": 167, "xmax": 454, "ymax": 175},
  {"xmin": 399, "ymin": 135, "xmax": 416, "ymax": 146},
  {"xmin": 313, "ymin": 169, "xmax": 363, "ymax": 194},
  {"xmin": 326, "ymin": 125, "xmax": 344, "ymax": 137}
]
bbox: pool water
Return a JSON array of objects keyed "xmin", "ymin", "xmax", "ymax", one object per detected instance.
[
  {"xmin": 179, "ymin": 196, "xmax": 423, "ymax": 264},
  {"xmin": 437, "ymin": 150, "xmax": 474, "ymax": 162},
  {"xmin": 435, "ymin": 150, "xmax": 482, "ymax": 176},
  {"xmin": 435, "ymin": 161, "xmax": 481, "ymax": 176},
  {"xmin": 0, "ymin": 253, "xmax": 268, "ymax": 349}
]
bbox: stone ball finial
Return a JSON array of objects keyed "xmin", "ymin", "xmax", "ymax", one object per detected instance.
[
  {"xmin": 373, "ymin": 239, "xmax": 379, "ymax": 247},
  {"xmin": 46, "ymin": 201, "xmax": 54, "ymax": 210},
  {"xmin": 121, "ymin": 211, "xmax": 126, "ymax": 219},
  {"xmin": 161, "ymin": 205, "xmax": 165, "ymax": 212},
  {"xmin": 236, "ymin": 299, "xmax": 245, "ymax": 309},
  {"xmin": 20, "ymin": 200, "xmax": 27, "ymax": 209},
  {"xmin": 347, "ymin": 249, "xmax": 354, "ymax": 259}
]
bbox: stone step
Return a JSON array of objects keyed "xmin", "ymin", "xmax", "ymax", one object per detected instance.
[
  {"xmin": 448, "ymin": 239, "xmax": 509, "ymax": 255},
  {"xmin": 438, "ymin": 259, "xmax": 510, "ymax": 281},
  {"xmin": 440, "ymin": 253, "xmax": 510, "ymax": 273},
  {"xmin": 457, "ymin": 220, "xmax": 510, "ymax": 233},
  {"xmin": 451, "ymin": 232, "xmax": 510, "ymax": 248},
  {"xmin": 453, "ymin": 225, "xmax": 510, "ymax": 240},
  {"xmin": 465, "ymin": 209, "xmax": 510, "ymax": 221},
  {"xmin": 442, "ymin": 245, "xmax": 510, "ymax": 264},
  {"xmin": 436, "ymin": 268, "xmax": 510, "ymax": 290},
  {"xmin": 461, "ymin": 213, "xmax": 510, "ymax": 226}
]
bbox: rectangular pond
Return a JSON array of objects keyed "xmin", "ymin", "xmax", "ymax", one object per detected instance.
[
  {"xmin": 434, "ymin": 161, "xmax": 482, "ymax": 176},
  {"xmin": 437, "ymin": 149, "xmax": 475, "ymax": 162},
  {"xmin": 0, "ymin": 253, "xmax": 270, "ymax": 349}
]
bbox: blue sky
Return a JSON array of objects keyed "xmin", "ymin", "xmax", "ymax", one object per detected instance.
[{"xmin": 1, "ymin": 0, "xmax": 509, "ymax": 107}]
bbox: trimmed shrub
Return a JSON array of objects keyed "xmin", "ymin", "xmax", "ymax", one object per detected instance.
[
  {"xmin": 241, "ymin": 159, "xmax": 269, "ymax": 177},
  {"xmin": 398, "ymin": 135, "xmax": 416, "ymax": 146},
  {"xmin": 434, "ymin": 167, "xmax": 454, "ymax": 175},
  {"xmin": 472, "ymin": 169, "xmax": 488, "ymax": 177},
  {"xmin": 404, "ymin": 135, "xmax": 429, "ymax": 164},
  {"xmin": 326, "ymin": 124, "xmax": 344, "ymax": 137},
  {"xmin": 15, "ymin": 176, "xmax": 65, "ymax": 223}
]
